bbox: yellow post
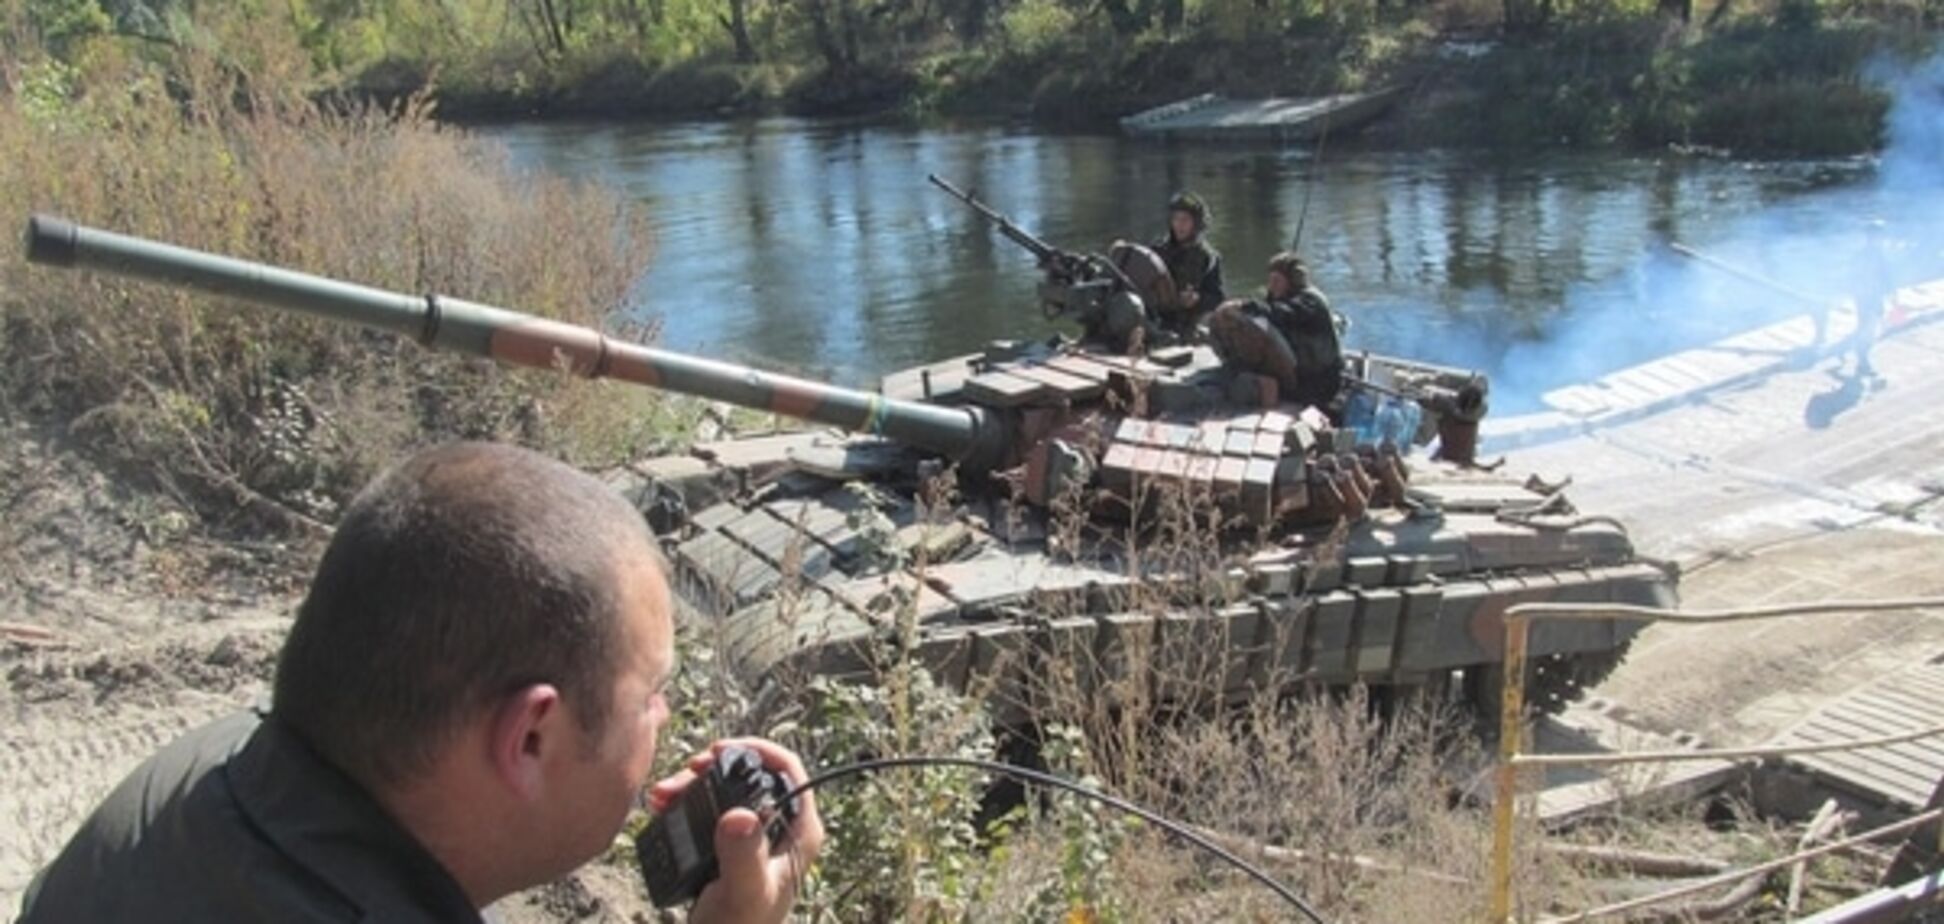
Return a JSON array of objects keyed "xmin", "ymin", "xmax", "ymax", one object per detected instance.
[{"xmin": 1488, "ymin": 613, "xmax": 1531, "ymax": 923}]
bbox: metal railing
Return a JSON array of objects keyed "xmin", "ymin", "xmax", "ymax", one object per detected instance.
[{"xmin": 1487, "ymin": 596, "xmax": 1944, "ymax": 922}]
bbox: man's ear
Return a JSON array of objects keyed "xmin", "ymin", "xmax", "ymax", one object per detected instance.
[{"xmin": 488, "ymin": 684, "xmax": 563, "ymax": 801}]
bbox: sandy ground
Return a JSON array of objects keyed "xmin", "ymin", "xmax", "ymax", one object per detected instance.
[
  {"xmin": 0, "ymin": 425, "xmax": 668, "ymax": 923},
  {"xmin": 0, "ymin": 422, "xmax": 301, "ymax": 912},
  {"xmin": 5, "ymin": 321, "xmax": 1944, "ymax": 921}
]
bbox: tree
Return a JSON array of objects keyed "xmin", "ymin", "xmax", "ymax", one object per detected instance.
[
  {"xmin": 27, "ymin": 0, "xmax": 112, "ymax": 53},
  {"xmin": 1502, "ymin": 0, "xmax": 1552, "ymax": 33},
  {"xmin": 802, "ymin": 0, "xmax": 853, "ymax": 71},
  {"xmin": 721, "ymin": 0, "xmax": 755, "ymax": 61},
  {"xmin": 510, "ymin": 0, "xmax": 572, "ymax": 58}
]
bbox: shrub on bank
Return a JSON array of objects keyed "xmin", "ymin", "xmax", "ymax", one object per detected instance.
[
  {"xmin": 1444, "ymin": 17, "xmax": 1918, "ymax": 152},
  {"xmin": 0, "ymin": 42, "xmax": 671, "ymax": 534}
]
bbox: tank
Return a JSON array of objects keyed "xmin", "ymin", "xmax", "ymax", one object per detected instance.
[{"xmin": 23, "ymin": 211, "xmax": 1675, "ymax": 719}]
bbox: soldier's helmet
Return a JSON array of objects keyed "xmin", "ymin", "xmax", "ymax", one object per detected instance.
[
  {"xmin": 1268, "ymin": 251, "xmax": 1309, "ymax": 287},
  {"xmin": 1167, "ymin": 192, "xmax": 1211, "ymax": 232}
]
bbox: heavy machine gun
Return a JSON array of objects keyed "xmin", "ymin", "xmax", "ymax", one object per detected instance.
[{"xmin": 926, "ymin": 175, "xmax": 1166, "ymax": 338}]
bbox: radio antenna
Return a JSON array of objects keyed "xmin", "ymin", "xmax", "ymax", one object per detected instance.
[{"xmin": 1291, "ymin": 100, "xmax": 1334, "ymax": 253}]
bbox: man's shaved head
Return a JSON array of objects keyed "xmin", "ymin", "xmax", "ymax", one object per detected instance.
[{"xmin": 274, "ymin": 442, "xmax": 662, "ymax": 785}]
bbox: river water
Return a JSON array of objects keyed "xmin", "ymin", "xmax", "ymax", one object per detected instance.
[{"xmin": 484, "ymin": 117, "xmax": 1880, "ymax": 411}]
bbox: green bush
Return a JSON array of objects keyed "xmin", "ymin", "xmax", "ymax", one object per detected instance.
[
  {"xmin": 1439, "ymin": 18, "xmax": 1921, "ymax": 153},
  {"xmin": 1001, "ymin": 0, "xmax": 1080, "ymax": 56}
]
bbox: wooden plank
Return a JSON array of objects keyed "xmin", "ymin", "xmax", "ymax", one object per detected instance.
[
  {"xmin": 1825, "ymin": 692, "xmax": 1939, "ymax": 730},
  {"xmin": 880, "ymin": 354, "xmax": 977, "ymax": 401},
  {"xmin": 1791, "ymin": 723, "xmax": 1939, "ymax": 790},
  {"xmin": 1736, "ymin": 321, "xmax": 1814, "ymax": 352},
  {"xmin": 1901, "ymin": 670, "xmax": 1944, "ymax": 693},
  {"xmin": 1593, "ymin": 376, "xmax": 1658, "ymax": 410},
  {"xmin": 1010, "ymin": 362, "xmax": 1106, "ymax": 400},
  {"xmin": 1057, "ymin": 352, "xmax": 1145, "ymax": 383},
  {"xmin": 695, "ymin": 432, "xmax": 827, "ymax": 470},
  {"xmin": 1795, "ymin": 753, "xmax": 1930, "ymax": 802},
  {"xmin": 1542, "ymin": 385, "xmax": 1610, "ymax": 418},
  {"xmin": 1883, "ymin": 671, "xmax": 1944, "ymax": 698},
  {"xmin": 1630, "ymin": 362, "xmax": 1705, "ymax": 397},
  {"xmin": 1804, "ymin": 702, "xmax": 1907, "ymax": 736},
  {"xmin": 1796, "ymin": 756, "xmax": 1931, "ymax": 802},
  {"xmin": 1819, "ymin": 690, "xmax": 1944, "ymax": 734},
  {"xmin": 1677, "ymin": 348, "xmax": 1766, "ymax": 381},
  {"xmin": 1069, "ymin": 350, "xmax": 1141, "ymax": 370},
  {"xmin": 1043, "ymin": 354, "xmax": 1112, "ymax": 383},
  {"xmin": 1631, "ymin": 359, "xmax": 1708, "ymax": 392},
  {"xmin": 1653, "ymin": 355, "xmax": 1732, "ymax": 390},
  {"xmin": 1864, "ymin": 686, "xmax": 1944, "ymax": 717},
  {"xmin": 1793, "ymin": 717, "xmax": 1935, "ymax": 768},
  {"xmin": 1607, "ymin": 368, "xmax": 1682, "ymax": 403},
  {"xmin": 962, "ymin": 370, "xmax": 1048, "ymax": 407}
]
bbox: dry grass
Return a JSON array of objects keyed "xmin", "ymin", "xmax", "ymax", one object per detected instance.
[
  {"xmin": 634, "ymin": 472, "xmax": 1635, "ymax": 923},
  {"xmin": 0, "ymin": 33, "xmax": 673, "ymax": 542},
  {"xmin": 649, "ymin": 472, "xmax": 1876, "ymax": 922}
]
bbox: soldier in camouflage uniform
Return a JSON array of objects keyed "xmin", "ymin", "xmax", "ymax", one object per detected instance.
[
  {"xmin": 1208, "ymin": 252, "xmax": 1345, "ymax": 411},
  {"xmin": 1152, "ymin": 192, "xmax": 1225, "ymax": 335}
]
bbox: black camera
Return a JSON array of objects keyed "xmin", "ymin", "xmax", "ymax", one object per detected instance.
[{"xmin": 635, "ymin": 745, "xmax": 801, "ymax": 908}]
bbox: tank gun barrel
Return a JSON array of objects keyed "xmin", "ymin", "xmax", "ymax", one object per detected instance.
[{"xmin": 24, "ymin": 215, "xmax": 1001, "ymax": 465}]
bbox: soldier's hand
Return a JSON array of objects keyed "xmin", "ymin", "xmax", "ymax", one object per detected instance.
[
  {"xmin": 1180, "ymin": 288, "xmax": 1199, "ymax": 309},
  {"xmin": 650, "ymin": 738, "xmax": 824, "ymax": 924}
]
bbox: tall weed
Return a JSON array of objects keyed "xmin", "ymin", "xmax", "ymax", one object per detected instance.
[{"xmin": 0, "ymin": 37, "xmax": 665, "ymax": 535}]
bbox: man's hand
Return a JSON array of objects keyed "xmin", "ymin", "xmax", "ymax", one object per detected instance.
[
  {"xmin": 647, "ymin": 738, "xmax": 824, "ymax": 924},
  {"xmin": 1179, "ymin": 288, "xmax": 1199, "ymax": 310}
]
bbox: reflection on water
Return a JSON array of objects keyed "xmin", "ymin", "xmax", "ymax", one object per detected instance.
[{"xmin": 483, "ymin": 117, "xmax": 1872, "ymax": 408}]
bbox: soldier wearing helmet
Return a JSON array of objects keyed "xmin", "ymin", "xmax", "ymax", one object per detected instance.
[
  {"xmin": 1152, "ymin": 192, "xmax": 1225, "ymax": 335},
  {"xmin": 1208, "ymin": 252, "xmax": 1345, "ymax": 411}
]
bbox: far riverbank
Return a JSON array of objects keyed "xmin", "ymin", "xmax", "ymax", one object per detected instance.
[{"xmin": 390, "ymin": 19, "xmax": 1938, "ymax": 157}]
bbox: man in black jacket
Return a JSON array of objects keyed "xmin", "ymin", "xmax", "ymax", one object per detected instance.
[{"xmin": 20, "ymin": 442, "xmax": 823, "ymax": 924}]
